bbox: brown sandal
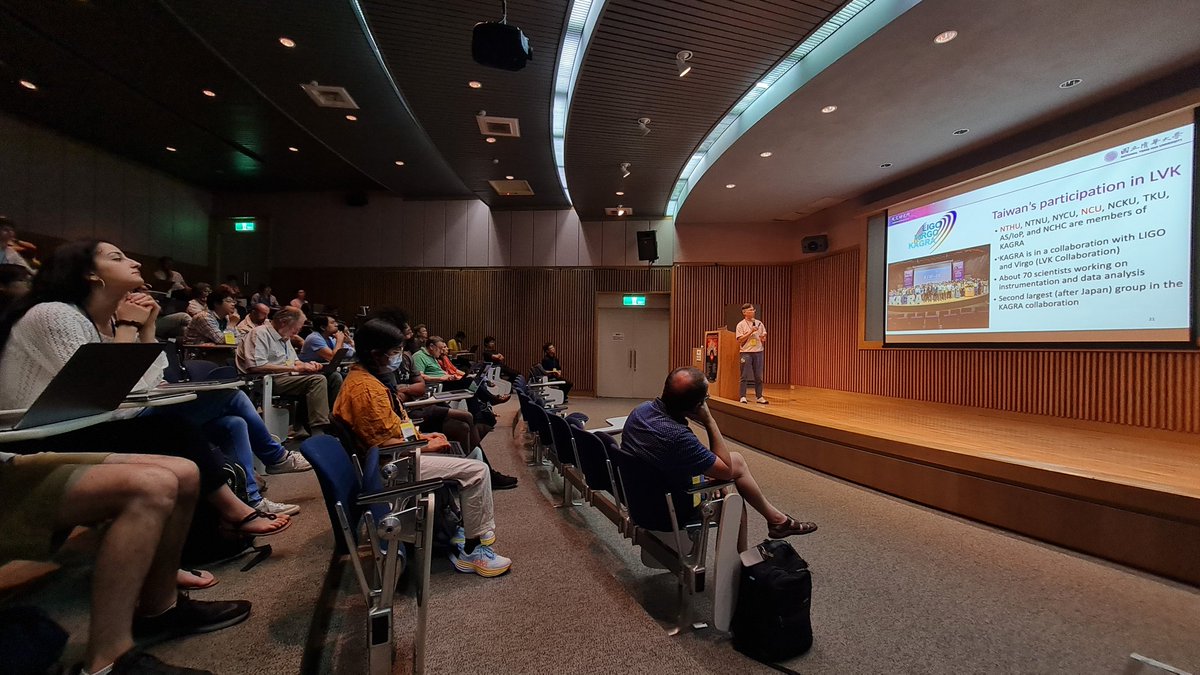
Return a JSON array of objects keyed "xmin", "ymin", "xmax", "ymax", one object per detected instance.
[{"xmin": 223, "ymin": 510, "xmax": 291, "ymax": 537}]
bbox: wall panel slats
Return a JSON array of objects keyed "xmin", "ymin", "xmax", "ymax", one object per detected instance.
[
  {"xmin": 774, "ymin": 248, "xmax": 1200, "ymax": 433},
  {"xmin": 272, "ymin": 267, "xmax": 671, "ymax": 396}
]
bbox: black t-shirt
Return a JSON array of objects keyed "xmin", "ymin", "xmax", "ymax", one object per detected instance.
[{"xmin": 541, "ymin": 355, "xmax": 561, "ymax": 372}]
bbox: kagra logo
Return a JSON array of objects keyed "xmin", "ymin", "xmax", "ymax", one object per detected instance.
[{"xmin": 907, "ymin": 210, "xmax": 956, "ymax": 252}]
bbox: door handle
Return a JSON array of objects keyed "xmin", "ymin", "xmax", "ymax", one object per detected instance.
[
  {"xmin": 633, "ymin": 349, "xmax": 637, "ymax": 371},
  {"xmin": 628, "ymin": 350, "xmax": 632, "ymax": 369}
]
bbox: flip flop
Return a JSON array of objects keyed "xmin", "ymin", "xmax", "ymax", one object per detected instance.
[
  {"xmin": 222, "ymin": 510, "xmax": 292, "ymax": 537},
  {"xmin": 177, "ymin": 568, "xmax": 218, "ymax": 590}
]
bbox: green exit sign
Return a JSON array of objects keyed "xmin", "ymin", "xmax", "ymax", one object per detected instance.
[
  {"xmin": 233, "ymin": 220, "xmax": 256, "ymax": 233},
  {"xmin": 623, "ymin": 295, "xmax": 646, "ymax": 306}
]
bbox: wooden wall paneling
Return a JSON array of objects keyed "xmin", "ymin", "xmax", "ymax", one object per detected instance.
[
  {"xmin": 670, "ymin": 264, "xmax": 793, "ymax": 383},
  {"xmin": 784, "ymin": 248, "xmax": 1200, "ymax": 433}
]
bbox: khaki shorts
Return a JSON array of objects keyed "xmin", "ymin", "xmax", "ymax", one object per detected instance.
[{"xmin": 0, "ymin": 452, "xmax": 111, "ymax": 563}]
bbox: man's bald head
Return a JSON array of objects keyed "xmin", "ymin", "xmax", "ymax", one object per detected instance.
[{"xmin": 661, "ymin": 366, "xmax": 708, "ymax": 415}]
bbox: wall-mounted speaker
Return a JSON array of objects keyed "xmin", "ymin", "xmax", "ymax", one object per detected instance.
[
  {"xmin": 345, "ymin": 191, "xmax": 369, "ymax": 207},
  {"xmin": 801, "ymin": 234, "xmax": 829, "ymax": 254},
  {"xmin": 636, "ymin": 230, "xmax": 658, "ymax": 261}
]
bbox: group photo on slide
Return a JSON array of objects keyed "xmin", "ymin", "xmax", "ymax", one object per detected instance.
[{"xmin": 886, "ymin": 245, "xmax": 991, "ymax": 331}]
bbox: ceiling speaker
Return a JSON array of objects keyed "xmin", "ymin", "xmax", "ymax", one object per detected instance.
[{"xmin": 801, "ymin": 234, "xmax": 828, "ymax": 254}]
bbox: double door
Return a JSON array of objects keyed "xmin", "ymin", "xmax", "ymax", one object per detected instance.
[{"xmin": 596, "ymin": 304, "xmax": 670, "ymax": 399}]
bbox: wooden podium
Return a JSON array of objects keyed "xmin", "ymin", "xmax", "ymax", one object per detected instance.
[{"xmin": 703, "ymin": 329, "xmax": 741, "ymax": 400}]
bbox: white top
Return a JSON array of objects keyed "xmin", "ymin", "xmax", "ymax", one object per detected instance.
[
  {"xmin": 236, "ymin": 323, "xmax": 296, "ymax": 372},
  {"xmin": 0, "ymin": 302, "xmax": 167, "ymax": 410},
  {"xmin": 735, "ymin": 318, "xmax": 766, "ymax": 353}
]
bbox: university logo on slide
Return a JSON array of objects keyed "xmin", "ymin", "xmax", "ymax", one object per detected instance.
[{"xmin": 907, "ymin": 210, "xmax": 957, "ymax": 252}]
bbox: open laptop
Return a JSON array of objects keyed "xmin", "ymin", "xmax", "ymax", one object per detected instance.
[
  {"xmin": 1, "ymin": 342, "xmax": 165, "ymax": 431},
  {"xmin": 321, "ymin": 347, "xmax": 350, "ymax": 375},
  {"xmin": 438, "ymin": 362, "xmax": 487, "ymax": 392},
  {"xmin": 432, "ymin": 379, "xmax": 479, "ymax": 400}
]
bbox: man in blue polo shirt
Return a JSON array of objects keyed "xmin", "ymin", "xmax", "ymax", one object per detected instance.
[{"xmin": 621, "ymin": 367, "xmax": 817, "ymax": 539}]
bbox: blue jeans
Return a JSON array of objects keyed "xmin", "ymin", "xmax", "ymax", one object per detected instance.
[{"xmin": 143, "ymin": 389, "xmax": 286, "ymax": 504}]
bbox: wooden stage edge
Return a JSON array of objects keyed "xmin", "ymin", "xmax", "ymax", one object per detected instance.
[{"xmin": 709, "ymin": 387, "xmax": 1200, "ymax": 587}]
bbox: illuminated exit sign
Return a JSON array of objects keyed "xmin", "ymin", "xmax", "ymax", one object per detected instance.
[
  {"xmin": 233, "ymin": 220, "xmax": 256, "ymax": 233},
  {"xmin": 623, "ymin": 295, "xmax": 646, "ymax": 306}
]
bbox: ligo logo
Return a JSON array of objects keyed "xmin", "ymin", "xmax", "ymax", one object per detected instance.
[{"xmin": 907, "ymin": 210, "xmax": 956, "ymax": 252}]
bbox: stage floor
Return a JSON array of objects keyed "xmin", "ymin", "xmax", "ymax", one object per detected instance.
[{"xmin": 713, "ymin": 386, "xmax": 1200, "ymax": 502}]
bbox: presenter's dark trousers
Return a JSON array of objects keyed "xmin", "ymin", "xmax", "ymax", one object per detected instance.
[{"xmin": 739, "ymin": 351, "xmax": 764, "ymax": 399}]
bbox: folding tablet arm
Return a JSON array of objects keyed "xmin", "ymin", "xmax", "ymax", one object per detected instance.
[{"xmin": 336, "ymin": 477, "xmax": 443, "ymax": 675}]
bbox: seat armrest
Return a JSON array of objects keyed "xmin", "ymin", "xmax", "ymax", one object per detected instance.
[
  {"xmin": 357, "ymin": 478, "xmax": 445, "ymax": 505},
  {"xmin": 684, "ymin": 479, "xmax": 735, "ymax": 495},
  {"xmin": 378, "ymin": 439, "xmax": 428, "ymax": 452}
]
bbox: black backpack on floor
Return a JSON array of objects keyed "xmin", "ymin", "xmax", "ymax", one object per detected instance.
[{"xmin": 730, "ymin": 539, "xmax": 814, "ymax": 663}]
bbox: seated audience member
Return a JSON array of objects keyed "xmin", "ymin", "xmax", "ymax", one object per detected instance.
[
  {"xmin": 237, "ymin": 306, "xmax": 331, "ymax": 436},
  {"xmin": 481, "ymin": 335, "xmax": 520, "ymax": 380},
  {"xmin": 0, "ymin": 263, "xmax": 32, "ymax": 312},
  {"xmin": 299, "ymin": 313, "xmax": 352, "ymax": 403},
  {"xmin": 539, "ymin": 342, "xmax": 573, "ymax": 401},
  {"xmin": 0, "ymin": 216, "xmax": 38, "ymax": 273},
  {"xmin": 410, "ymin": 323, "xmax": 428, "ymax": 351},
  {"xmin": 333, "ymin": 320, "xmax": 512, "ymax": 576},
  {"xmin": 184, "ymin": 283, "xmax": 240, "ymax": 345},
  {"xmin": 223, "ymin": 275, "xmax": 242, "ymax": 297},
  {"xmin": 250, "ymin": 284, "xmax": 279, "ymax": 309},
  {"xmin": 289, "ymin": 289, "xmax": 307, "ymax": 310},
  {"xmin": 622, "ymin": 367, "xmax": 818, "ymax": 541},
  {"xmin": 185, "ymin": 282, "xmax": 211, "ymax": 317},
  {"xmin": 0, "ymin": 240, "xmax": 295, "ymax": 534},
  {"xmin": 447, "ymin": 330, "xmax": 467, "ymax": 354},
  {"xmin": 152, "ymin": 256, "xmax": 188, "ymax": 294},
  {"xmin": 0, "ymin": 450, "xmax": 251, "ymax": 675},
  {"xmin": 237, "ymin": 302, "xmax": 270, "ymax": 335}
]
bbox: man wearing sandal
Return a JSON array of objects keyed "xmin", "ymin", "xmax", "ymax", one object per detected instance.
[
  {"xmin": 0, "ymin": 450, "xmax": 250, "ymax": 675},
  {"xmin": 621, "ymin": 367, "xmax": 818, "ymax": 545}
]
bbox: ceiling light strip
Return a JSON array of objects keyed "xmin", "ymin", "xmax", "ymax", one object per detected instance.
[
  {"xmin": 666, "ymin": 0, "xmax": 920, "ymax": 217},
  {"xmin": 551, "ymin": 0, "xmax": 608, "ymax": 203}
]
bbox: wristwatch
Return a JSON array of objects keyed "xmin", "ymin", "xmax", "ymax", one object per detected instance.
[{"xmin": 114, "ymin": 319, "xmax": 145, "ymax": 330}]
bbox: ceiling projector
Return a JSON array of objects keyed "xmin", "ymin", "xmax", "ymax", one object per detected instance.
[{"xmin": 472, "ymin": 20, "xmax": 533, "ymax": 71}]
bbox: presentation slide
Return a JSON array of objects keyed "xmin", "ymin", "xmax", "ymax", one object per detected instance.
[{"xmin": 885, "ymin": 117, "xmax": 1195, "ymax": 344}]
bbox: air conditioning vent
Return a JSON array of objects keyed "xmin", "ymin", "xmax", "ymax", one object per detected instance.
[
  {"xmin": 301, "ymin": 83, "xmax": 359, "ymax": 109},
  {"xmin": 488, "ymin": 179, "xmax": 534, "ymax": 196},
  {"xmin": 476, "ymin": 115, "xmax": 521, "ymax": 137},
  {"xmin": 605, "ymin": 206, "xmax": 633, "ymax": 217}
]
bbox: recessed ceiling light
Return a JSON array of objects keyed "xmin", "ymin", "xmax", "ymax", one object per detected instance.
[
  {"xmin": 505, "ymin": 175, "xmax": 514, "ymax": 180},
  {"xmin": 880, "ymin": 162, "xmax": 893, "ymax": 168},
  {"xmin": 725, "ymin": 184, "xmax": 736, "ymax": 189},
  {"xmin": 18, "ymin": 79, "xmax": 38, "ymax": 91},
  {"xmin": 345, "ymin": 114, "xmax": 357, "ymax": 121},
  {"xmin": 395, "ymin": 160, "xmax": 405, "ymax": 166},
  {"xmin": 676, "ymin": 50, "xmax": 693, "ymax": 78},
  {"xmin": 165, "ymin": 146, "xmax": 177, "ymax": 152},
  {"xmin": 201, "ymin": 89, "xmax": 216, "ymax": 97},
  {"xmin": 759, "ymin": 151, "xmax": 772, "ymax": 158},
  {"xmin": 615, "ymin": 191, "xmax": 624, "ymax": 196},
  {"xmin": 279, "ymin": 37, "xmax": 296, "ymax": 48},
  {"xmin": 1058, "ymin": 78, "xmax": 1083, "ymax": 89},
  {"xmin": 485, "ymin": 137, "xmax": 496, "ymax": 143},
  {"xmin": 933, "ymin": 30, "xmax": 957, "ymax": 44},
  {"xmin": 952, "ymin": 128, "xmax": 969, "ymax": 135},
  {"xmin": 821, "ymin": 105, "xmax": 838, "ymax": 114},
  {"xmin": 468, "ymin": 81, "xmax": 482, "ymax": 89},
  {"xmin": 288, "ymin": 146, "xmax": 299, "ymax": 152}
]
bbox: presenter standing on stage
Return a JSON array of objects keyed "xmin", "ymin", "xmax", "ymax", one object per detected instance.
[{"xmin": 736, "ymin": 303, "xmax": 768, "ymax": 404}]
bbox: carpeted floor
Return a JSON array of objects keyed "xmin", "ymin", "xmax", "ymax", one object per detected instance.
[{"xmin": 7, "ymin": 396, "xmax": 1199, "ymax": 674}]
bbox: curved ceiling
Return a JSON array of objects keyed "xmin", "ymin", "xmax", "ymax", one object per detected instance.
[
  {"xmin": 676, "ymin": 0, "xmax": 1200, "ymax": 224},
  {"xmin": 562, "ymin": 0, "xmax": 844, "ymax": 219}
]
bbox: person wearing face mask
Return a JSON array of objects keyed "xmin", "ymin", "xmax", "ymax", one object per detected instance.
[{"xmin": 333, "ymin": 320, "xmax": 513, "ymax": 577}]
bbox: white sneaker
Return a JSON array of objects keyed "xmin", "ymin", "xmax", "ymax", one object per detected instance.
[
  {"xmin": 451, "ymin": 544, "xmax": 512, "ymax": 577},
  {"xmin": 739, "ymin": 397, "xmax": 748, "ymax": 403},
  {"xmin": 253, "ymin": 497, "xmax": 300, "ymax": 516},
  {"xmin": 267, "ymin": 451, "xmax": 312, "ymax": 474},
  {"xmin": 757, "ymin": 398, "xmax": 769, "ymax": 405}
]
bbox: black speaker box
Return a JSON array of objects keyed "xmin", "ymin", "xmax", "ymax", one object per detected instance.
[
  {"xmin": 345, "ymin": 191, "xmax": 369, "ymax": 207},
  {"xmin": 472, "ymin": 22, "xmax": 533, "ymax": 71},
  {"xmin": 801, "ymin": 234, "xmax": 829, "ymax": 254},
  {"xmin": 636, "ymin": 230, "xmax": 658, "ymax": 261}
]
